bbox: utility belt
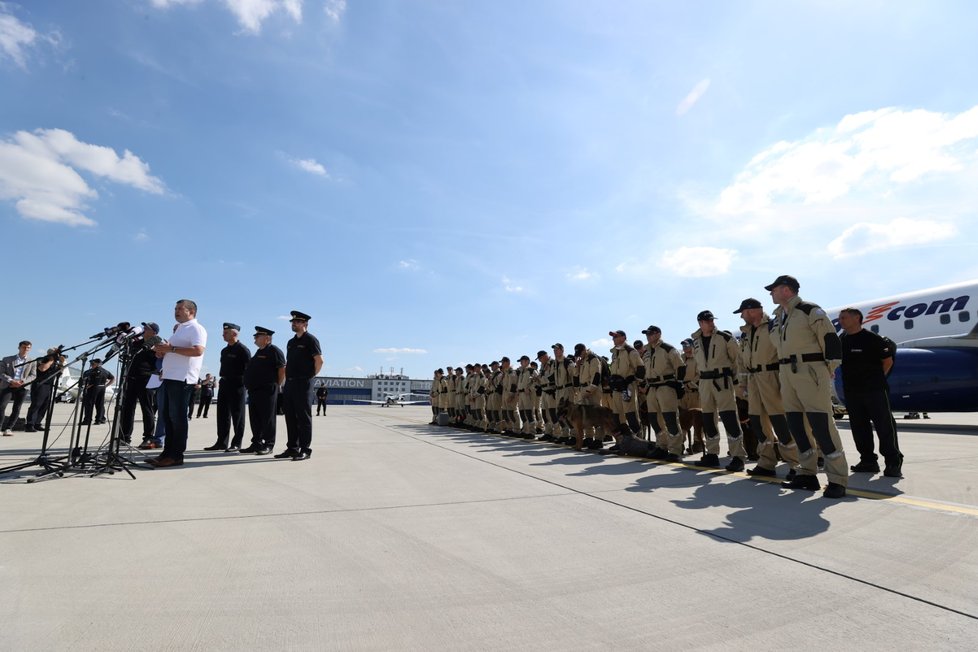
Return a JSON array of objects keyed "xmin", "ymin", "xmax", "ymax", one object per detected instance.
[
  {"xmin": 698, "ymin": 368, "xmax": 734, "ymax": 380},
  {"xmin": 648, "ymin": 373, "xmax": 676, "ymax": 385},
  {"xmin": 747, "ymin": 363, "xmax": 780, "ymax": 374},
  {"xmin": 778, "ymin": 353, "xmax": 825, "ymax": 364},
  {"xmin": 544, "ymin": 389, "xmax": 556, "ymax": 396}
]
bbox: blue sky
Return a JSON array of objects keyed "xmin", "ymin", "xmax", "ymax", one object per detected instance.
[{"xmin": 2, "ymin": 0, "xmax": 978, "ymax": 379}]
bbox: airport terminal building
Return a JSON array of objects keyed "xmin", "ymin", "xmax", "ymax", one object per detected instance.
[{"xmin": 315, "ymin": 374, "xmax": 432, "ymax": 405}]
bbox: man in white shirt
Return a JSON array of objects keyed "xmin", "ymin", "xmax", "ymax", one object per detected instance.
[{"xmin": 149, "ymin": 300, "xmax": 207, "ymax": 467}]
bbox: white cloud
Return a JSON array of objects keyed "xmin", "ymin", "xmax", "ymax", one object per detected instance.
[
  {"xmin": 373, "ymin": 347, "xmax": 428, "ymax": 354},
  {"xmin": 502, "ymin": 276, "xmax": 524, "ymax": 293},
  {"xmin": 827, "ymin": 218, "xmax": 957, "ymax": 258},
  {"xmin": 0, "ymin": 128, "xmax": 164, "ymax": 226},
  {"xmin": 659, "ymin": 246, "xmax": 736, "ymax": 277},
  {"xmin": 398, "ymin": 259, "xmax": 419, "ymax": 271},
  {"xmin": 566, "ymin": 267, "xmax": 595, "ymax": 281},
  {"xmin": 676, "ymin": 79, "xmax": 710, "ymax": 116},
  {"xmin": 590, "ymin": 338, "xmax": 612, "ymax": 350},
  {"xmin": 324, "ymin": 0, "xmax": 346, "ymax": 22},
  {"xmin": 276, "ymin": 314, "xmax": 291, "ymax": 320},
  {"xmin": 291, "ymin": 156, "xmax": 329, "ymax": 177},
  {"xmin": 0, "ymin": 3, "xmax": 59, "ymax": 69},
  {"xmin": 151, "ymin": 0, "xmax": 302, "ymax": 33},
  {"xmin": 133, "ymin": 229, "xmax": 150, "ymax": 242},
  {"xmin": 716, "ymin": 105, "xmax": 978, "ymax": 216}
]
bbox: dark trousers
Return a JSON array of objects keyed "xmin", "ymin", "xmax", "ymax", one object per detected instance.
[
  {"xmin": 197, "ymin": 393, "xmax": 212, "ymax": 418},
  {"xmin": 247, "ymin": 386, "xmax": 277, "ymax": 447},
  {"xmin": 119, "ymin": 377, "xmax": 155, "ymax": 442},
  {"xmin": 82, "ymin": 386, "xmax": 107, "ymax": 423},
  {"xmin": 188, "ymin": 395, "xmax": 196, "ymax": 418},
  {"xmin": 316, "ymin": 398, "xmax": 327, "ymax": 414},
  {"xmin": 283, "ymin": 378, "xmax": 313, "ymax": 452},
  {"xmin": 846, "ymin": 389, "xmax": 901, "ymax": 464},
  {"xmin": 217, "ymin": 380, "xmax": 246, "ymax": 447},
  {"xmin": 161, "ymin": 380, "xmax": 194, "ymax": 461},
  {"xmin": 0, "ymin": 386, "xmax": 27, "ymax": 430},
  {"xmin": 27, "ymin": 382, "xmax": 54, "ymax": 428}
]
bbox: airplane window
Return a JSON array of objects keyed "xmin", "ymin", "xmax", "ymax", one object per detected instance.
[
  {"xmin": 961, "ymin": 312, "xmax": 972, "ymax": 323},
  {"xmin": 904, "ymin": 319, "xmax": 914, "ymax": 329},
  {"xmin": 870, "ymin": 325, "xmax": 879, "ymax": 333},
  {"xmin": 941, "ymin": 314, "xmax": 951, "ymax": 325}
]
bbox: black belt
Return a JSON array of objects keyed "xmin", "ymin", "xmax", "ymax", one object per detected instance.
[
  {"xmin": 699, "ymin": 368, "xmax": 733, "ymax": 380},
  {"xmin": 649, "ymin": 374, "xmax": 676, "ymax": 383},
  {"xmin": 748, "ymin": 363, "xmax": 780, "ymax": 373},
  {"xmin": 779, "ymin": 353, "xmax": 825, "ymax": 364}
]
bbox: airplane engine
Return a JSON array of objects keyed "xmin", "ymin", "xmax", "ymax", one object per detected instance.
[{"xmin": 835, "ymin": 347, "xmax": 978, "ymax": 413}]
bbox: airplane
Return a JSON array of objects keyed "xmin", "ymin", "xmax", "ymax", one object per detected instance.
[
  {"xmin": 825, "ymin": 280, "xmax": 978, "ymax": 414},
  {"xmin": 364, "ymin": 393, "xmax": 431, "ymax": 407}
]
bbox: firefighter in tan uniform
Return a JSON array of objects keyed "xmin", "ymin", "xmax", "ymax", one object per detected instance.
[
  {"xmin": 767, "ymin": 275, "xmax": 848, "ymax": 499},
  {"xmin": 573, "ymin": 343, "xmax": 605, "ymax": 450},
  {"xmin": 444, "ymin": 367, "xmax": 457, "ymax": 423},
  {"xmin": 498, "ymin": 357, "xmax": 519, "ymax": 434},
  {"xmin": 679, "ymin": 339, "xmax": 704, "ymax": 453},
  {"xmin": 691, "ymin": 310, "xmax": 747, "ymax": 471},
  {"xmin": 515, "ymin": 355, "xmax": 538, "ymax": 438},
  {"xmin": 606, "ymin": 330, "xmax": 645, "ymax": 450},
  {"xmin": 640, "ymin": 325, "xmax": 686, "ymax": 462},
  {"xmin": 733, "ymin": 298, "xmax": 807, "ymax": 479},
  {"xmin": 551, "ymin": 343, "xmax": 576, "ymax": 444},
  {"xmin": 536, "ymin": 350, "xmax": 558, "ymax": 441},
  {"xmin": 469, "ymin": 364, "xmax": 488, "ymax": 431},
  {"xmin": 486, "ymin": 361, "xmax": 503, "ymax": 433}
]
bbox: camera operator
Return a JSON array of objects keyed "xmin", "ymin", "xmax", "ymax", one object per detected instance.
[
  {"xmin": 25, "ymin": 348, "xmax": 65, "ymax": 432},
  {"xmin": 118, "ymin": 322, "xmax": 162, "ymax": 445},
  {"xmin": 80, "ymin": 358, "xmax": 115, "ymax": 425}
]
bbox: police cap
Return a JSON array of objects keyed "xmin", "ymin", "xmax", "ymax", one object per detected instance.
[
  {"xmin": 697, "ymin": 310, "xmax": 715, "ymax": 321},
  {"xmin": 254, "ymin": 326, "xmax": 275, "ymax": 336},
  {"xmin": 290, "ymin": 310, "xmax": 311, "ymax": 322},
  {"xmin": 733, "ymin": 298, "xmax": 763, "ymax": 314},
  {"xmin": 222, "ymin": 322, "xmax": 241, "ymax": 331},
  {"xmin": 764, "ymin": 274, "xmax": 800, "ymax": 292}
]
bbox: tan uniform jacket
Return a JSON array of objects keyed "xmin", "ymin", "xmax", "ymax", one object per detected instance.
[
  {"xmin": 641, "ymin": 342, "xmax": 685, "ymax": 384},
  {"xmin": 772, "ymin": 295, "xmax": 842, "ymax": 369}
]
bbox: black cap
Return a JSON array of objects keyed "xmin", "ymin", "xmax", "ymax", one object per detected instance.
[
  {"xmin": 465, "ymin": 364, "xmax": 474, "ymax": 370},
  {"xmin": 222, "ymin": 322, "xmax": 241, "ymax": 331},
  {"xmin": 573, "ymin": 343, "xmax": 586, "ymax": 353},
  {"xmin": 254, "ymin": 326, "xmax": 275, "ymax": 336},
  {"xmin": 142, "ymin": 321, "xmax": 160, "ymax": 334},
  {"xmin": 609, "ymin": 329, "xmax": 626, "ymax": 338},
  {"xmin": 500, "ymin": 356, "xmax": 510, "ymax": 363},
  {"xmin": 681, "ymin": 338, "xmax": 694, "ymax": 347},
  {"xmin": 697, "ymin": 310, "xmax": 715, "ymax": 321},
  {"xmin": 764, "ymin": 274, "xmax": 800, "ymax": 292},
  {"xmin": 733, "ymin": 298, "xmax": 763, "ymax": 314},
  {"xmin": 490, "ymin": 360, "xmax": 499, "ymax": 366},
  {"xmin": 536, "ymin": 350, "xmax": 548, "ymax": 360},
  {"xmin": 641, "ymin": 325, "xmax": 661, "ymax": 334},
  {"xmin": 551, "ymin": 342, "xmax": 563, "ymax": 350},
  {"xmin": 91, "ymin": 358, "xmax": 102, "ymax": 364},
  {"xmin": 435, "ymin": 368, "xmax": 444, "ymax": 374},
  {"xmin": 518, "ymin": 355, "xmax": 530, "ymax": 362},
  {"xmin": 290, "ymin": 310, "xmax": 311, "ymax": 321}
]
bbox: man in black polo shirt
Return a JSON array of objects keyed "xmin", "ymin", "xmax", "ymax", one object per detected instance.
[
  {"xmin": 205, "ymin": 323, "xmax": 252, "ymax": 452},
  {"xmin": 243, "ymin": 326, "xmax": 285, "ymax": 455},
  {"xmin": 839, "ymin": 307, "xmax": 903, "ymax": 477},
  {"xmin": 275, "ymin": 310, "xmax": 323, "ymax": 461},
  {"xmin": 81, "ymin": 359, "xmax": 115, "ymax": 425}
]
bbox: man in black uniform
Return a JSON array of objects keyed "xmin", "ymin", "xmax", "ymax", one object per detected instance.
[
  {"xmin": 119, "ymin": 322, "xmax": 161, "ymax": 445},
  {"xmin": 316, "ymin": 384, "xmax": 329, "ymax": 415},
  {"xmin": 276, "ymin": 310, "xmax": 324, "ymax": 461},
  {"xmin": 196, "ymin": 374, "xmax": 216, "ymax": 418},
  {"xmin": 205, "ymin": 323, "xmax": 252, "ymax": 452},
  {"xmin": 81, "ymin": 358, "xmax": 114, "ymax": 425},
  {"xmin": 243, "ymin": 326, "xmax": 285, "ymax": 455},
  {"xmin": 838, "ymin": 307, "xmax": 903, "ymax": 477}
]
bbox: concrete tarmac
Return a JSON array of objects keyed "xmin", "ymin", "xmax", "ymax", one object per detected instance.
[{"xmin": 1, "ymin": 405, "xmax": 977, "ymax": 650}]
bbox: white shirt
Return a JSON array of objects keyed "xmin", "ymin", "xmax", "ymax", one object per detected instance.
[{"xmin": 161, "ymin": 318, "xmax": 207, "ymax": 384}]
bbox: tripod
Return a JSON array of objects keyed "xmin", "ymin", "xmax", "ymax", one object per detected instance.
[{"xmin": 90, "ymin": 339, "xmax": 144, "ymax": 479}]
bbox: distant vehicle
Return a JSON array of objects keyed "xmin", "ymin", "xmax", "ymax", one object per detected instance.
[{"xmin": 364, "ymin": 393, "xmax": 430, "ymax": 407}]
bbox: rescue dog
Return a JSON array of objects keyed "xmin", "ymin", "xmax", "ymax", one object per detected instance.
[{"xmin": 556, "ymin": 397, "xmax": 620, "ymax": 451}]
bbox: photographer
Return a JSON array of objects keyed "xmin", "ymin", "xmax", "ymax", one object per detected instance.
[
  {"xmin": 25, "ymin": 348, "xmax": 65, "ymax": 432},
  {"xmin": 118, "ymin": 322, "xmax": 161, "ymax": 446}
]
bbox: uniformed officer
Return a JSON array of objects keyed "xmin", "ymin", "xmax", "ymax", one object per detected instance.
[
  {"xmin": 679, "ymin": 339, "xmax": 704, "ymax": 453},
  {"xmin": 498, "ymin": 357, "xmax": 519, "ymax": 435},
  {"xmin": 516, "ymin": 355, "xmax": 538, "ymax": 438},
  {"xmin": 205, "ymin": 323, "xmax": 252, "ymax": 452},
  {"xmin": 316, "ymin": 384, "xmax": 329, "ymax": 416},
  {"xmin": 690, "ymin": 310, "xmax": 746, "ymax": 470},
  {"xmin": 242, "ymin": 326, "xmax": 285, "ymax": 454},
  {"xmin": 81, "ymin": 358, "xmax": 114, "ymax": 425},
  {"xmin": 485, "ymin": 361, "xmax": 503, "ymax": 433},
  {"xmin": 607, "ymin": 330, "xmax": 645, "ymax": 449},
  {"xmin": 573, "ymin": 343, "xmax": 604, "ymax": 449},
  {"xmin": 734, "ymin": 298, "xmax": 805, "ymax": 479},
  {"xmin": 768, "ymin": 275, "xmax": 848, "ymax": 498},
  {"xmin": 551, "ymin": 343, "xmax": 575, "ymax": 444},
  {"xmin": 536, "ymin": 350, "xmax": 558, "ymax": 441},
  {"xmin": 276, "ymin": 310, "xmax": 324, "ymax": 461},
  {"xmin": 640, "ymin": 325, "xmax": 686, "ymax": 461},
  {"xmin": 453, "ymin": 367, "xmax": 467, "ymax": 425}
]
